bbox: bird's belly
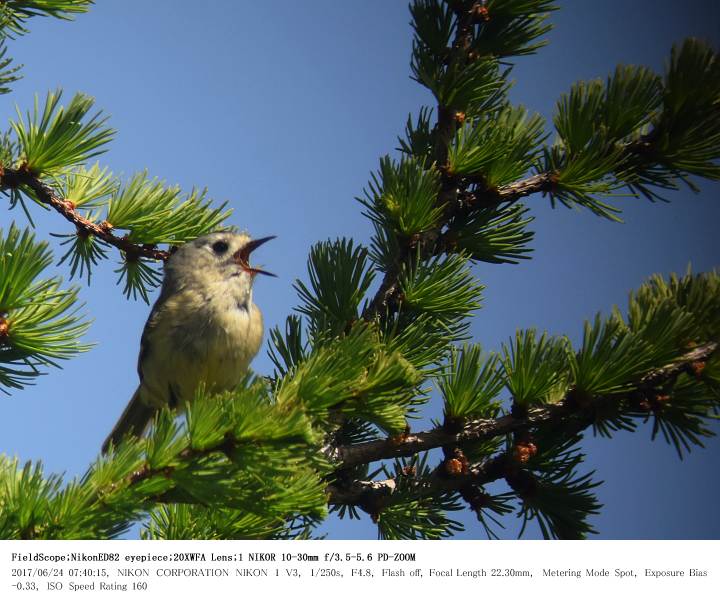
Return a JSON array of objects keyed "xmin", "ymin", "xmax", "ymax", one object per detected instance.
[
  {"xmin": 173, "ymin": 327, "xmax": 253, "ymax": 399},
  {"xmin": 140, "ymin": 305, "xmax": 262, "ymax": 407},
  {"xmin": 178, "ymin": 350, "xmax": 247, "ymax": 397}
]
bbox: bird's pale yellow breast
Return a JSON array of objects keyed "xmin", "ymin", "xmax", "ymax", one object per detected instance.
[{"xmin": 138, "ymin": 285, "xmax": 263, "ymax": 407}]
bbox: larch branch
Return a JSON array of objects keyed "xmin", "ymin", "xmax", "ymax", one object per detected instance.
[
  {"xmin": 0, "ymin": 166, "xmax": 169, "ymax": 262},
  {"xmin": 328, "ymin": 342, "xmax": 717, "ymax": 470},
  {"xmin": 327, "ymin": 455, "xmax": 508, "ymax": 510}
]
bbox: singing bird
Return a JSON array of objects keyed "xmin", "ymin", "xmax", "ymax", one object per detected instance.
[{"xmin": 102, "ymin": 231, "xmax": 275, "ymax": 453}]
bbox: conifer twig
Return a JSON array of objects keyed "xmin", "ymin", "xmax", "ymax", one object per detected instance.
[
  {"xmin": 363, "ymin": 1, "xmax": 480, "ymax": 321},
  {"xmin": 474, "ymin": 171, "xmax": 558, "ymax": 206},
  {"xmin": 0, "ymin": 166, "xmax": 170, "ymax": 261},
  {"xmin": 327, "ymin": 454, "xmax": 508, "ymax": 509},
  {"xmin": 361, "ymin": 171, "xmax": 558, "ymax": 318}
]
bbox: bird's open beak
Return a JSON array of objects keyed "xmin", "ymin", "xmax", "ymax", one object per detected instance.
[{"xmin": 233, "ymin": 235, "xmax": 277, "ymax": 277}]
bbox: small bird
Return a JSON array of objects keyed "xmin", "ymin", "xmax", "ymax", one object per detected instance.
[{"xmin": 102, "ymin": 231, "xmax": 275, "ymax": 453}]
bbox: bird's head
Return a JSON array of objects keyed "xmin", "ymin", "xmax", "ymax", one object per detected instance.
[{"xmin": 164, "ymin": 232, "xmax": 276, "ymax": 300}]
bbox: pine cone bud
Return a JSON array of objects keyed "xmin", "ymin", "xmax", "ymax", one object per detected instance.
[
  {"xmin": 689, "ymin": 360, "xmax": 706, "ymax": 379},
  {"xmin": 472, "ymin": 5, "xmax": 490, "ymax": 22},
  {"xmin": 513, "ymin": 441, "xmax": 538, "ymax": 463},
  {"xmin": 445, "ymin": 458, "xmax": 464, "ymax": 475}
]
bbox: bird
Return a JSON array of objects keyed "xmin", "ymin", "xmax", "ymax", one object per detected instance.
[{"xmin": 102, "ymin": 231, "xmax": 275, "ymax": 453}]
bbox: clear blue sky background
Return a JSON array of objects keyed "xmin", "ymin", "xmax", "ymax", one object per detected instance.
[{"xmin": 1, "ymin": 1, "xmax": 718, "ymax": 539}]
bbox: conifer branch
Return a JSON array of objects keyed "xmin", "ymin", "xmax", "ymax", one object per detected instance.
[
  {"xmin": 327, "ymin": 341, "xmax": 716, "ymax": 518},
  {"xmin": 467, "ymin": 171, "xmax": 558, "ymax": 206},
  {"xmin": 330, "ymin": 341, "xmax": 717, "ymax": 469},
  {"xmin": 361, "ymin": 170, "xmax": 554, "ymax": 318},
  {"xmin": 327, "ymin": 454, "xmax": 507, "ymax": 510},
  {"xmin": 0, "ymin": 391, "xmax": 327, "ymax": 539},
  {"xmin": 434, "ymin": 1, "xmax": 479, "ymax": 166},
  {"xmin": 363, "ymin": 2, "xmax": 489, "ymax": 322},
  {"xmin": 0, "ymin": 166, "xmax": 170, "ymax": 261}
]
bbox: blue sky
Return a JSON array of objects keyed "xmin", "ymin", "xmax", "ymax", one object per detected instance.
[{"xmin": 1, "ymin": 0, "xmax": 718, "ymax": 539}]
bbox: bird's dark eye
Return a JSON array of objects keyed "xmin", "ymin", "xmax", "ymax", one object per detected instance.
[{"xmin": 212, "ymin": 240, "xmax": 229, "ymax": 254}]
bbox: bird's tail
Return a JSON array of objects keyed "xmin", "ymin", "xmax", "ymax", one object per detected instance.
[{"xmin": 102, "ymin": 387, "xmax": 154, "ymax": 454}]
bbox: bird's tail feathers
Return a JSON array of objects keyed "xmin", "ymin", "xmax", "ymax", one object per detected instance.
[{"xmin": 102, "ymin": 387, "xmax": 154, "ymax": 454}]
